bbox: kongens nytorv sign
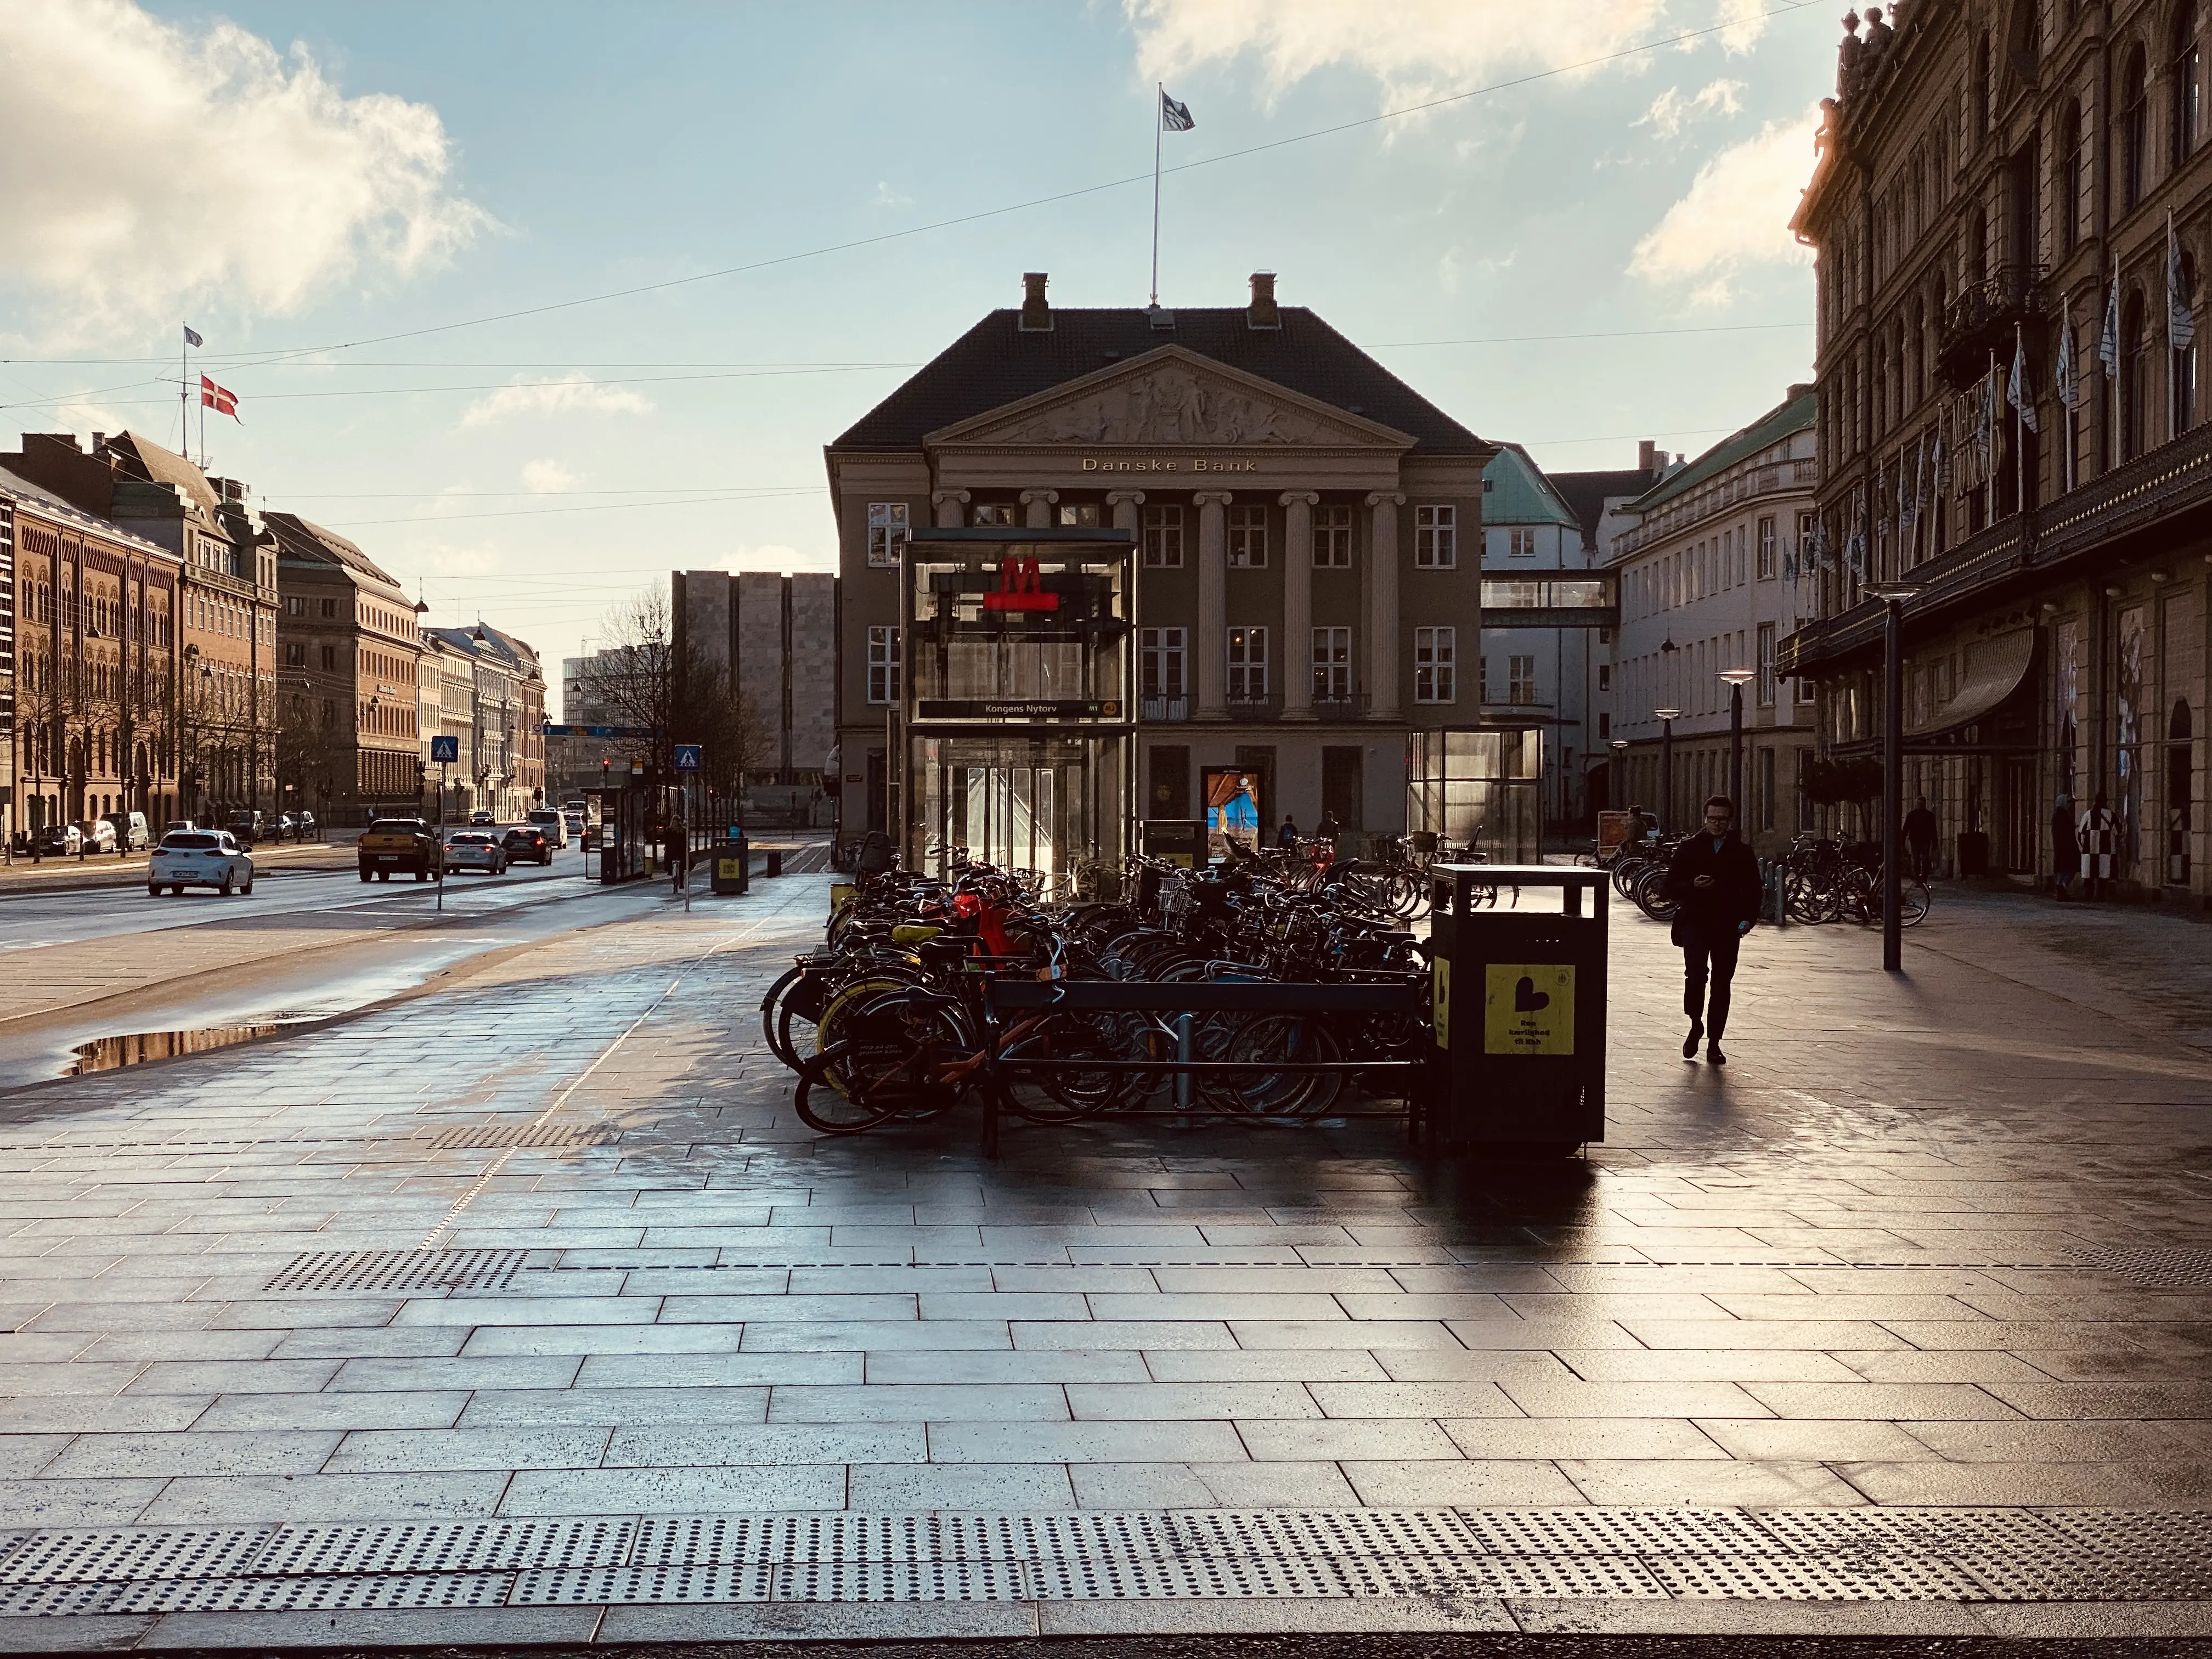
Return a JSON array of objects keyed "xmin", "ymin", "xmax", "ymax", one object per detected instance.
[{"xmin": 1078, "ymin": 456, "xmax": 1259, "ymax": 473}]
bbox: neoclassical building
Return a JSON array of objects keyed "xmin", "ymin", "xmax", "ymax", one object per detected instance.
[
  {"xmin": 825, "ymin": 274, "xmax": 1502, "ymax": 870},
  {"xmin": 1785, "ymin": 0, "xmax": 2212, "ymax": 897}
]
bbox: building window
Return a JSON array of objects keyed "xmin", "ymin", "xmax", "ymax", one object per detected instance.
[
  {"xmin": 283, "ymin": 642, "xmax": 305, "ymax": 668},
  {"xmin": 1313, "ymin": 627, "xmax": 1351, "ymax": 700},
  {"xmin": 283, "ymin": 595, "xmax": 306, "ymax": 617},
  {"xmin": 319, "ymin": 644, "xmax": 336, "ymax": 672},
  {"xmin": 1414, "ymin": 505, "xmax": 1457, "ymax": 568},
  {"xmin": 969, "ymin": 502, "xmax": 1016, "ymax": 527},
  {"xmin": 1226, "ymin": 626, "xmax": 1268, "ymax": 698},
  {"xmin": 1314, "ymin": 504, "xmax": 1353, "ymax": 567},
  {"xmin": 320, "ymin": 597, "xmax": 337, "ymax": 618},
  {"xmin": 1141, "ymin": 504, "xmax": 1184, "ymax": 568},
  {"xmin": 1414, "ymin": 626, "xmax": 1455, "ymax": 703},
  {"xmin": 1057, "ymin": 502, "xmax": 1102, "ymax": 527},
  {"xmin": 1757, "ymin": 622, "xmax": 1778, "ymax": 708},
  {"xmin": 1506, "ymin": 527, "xmax": 1537, "ymax": 559},
  {"xmin": 1508, "ymin": 653, "xmax": 1537, "ymax": 707},
  {"xmin": 866, "ymin": 501, "xmax": 909, "ymax": 568},
  {"xmin": 1598, "ymin": 663, "xmax": 1611, "ymax": 692},
  {"xmin": 2125, "ymin": 44, "xmax": 2150, "ymax": 207},
  {"xmin": 1139, "ymin": 627, "xmax": 1186, "ymax": 698},
  {"xmin": 2176, "ymin": 3, "xmax": 2202, "ymax": 165},
  {"xmin": 866, "ymin": 625, "xmax": 900, "ymax": 704},
  {"xmin": 1599, "ymin": 712, "xmax": 1611, "ymax": 738},
  {"xmin": 1226, "ymin": 504, "xmax": 1268, "ymax": 567}
]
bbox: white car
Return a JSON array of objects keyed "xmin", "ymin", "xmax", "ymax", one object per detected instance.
[
  {"xmin": 149, "ymin": 830, "xmax": 253, "ymax": 896},
  {"xmin": 443, "ymin": 831, "xmax": 507, "ymax": 874},
  {"xmin": 525, "ymin": 807, "xmax": 568, "ymax": 848}
]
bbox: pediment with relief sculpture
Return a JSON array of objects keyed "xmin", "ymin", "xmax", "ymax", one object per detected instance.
[{"xmin": 926, "ymin": 346, "xmax": 1414, "ymax": 451}]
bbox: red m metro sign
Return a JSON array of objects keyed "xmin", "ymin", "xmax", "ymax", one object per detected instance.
[{"xmin": 983, "ymin": 556, "xmax": 1058, "ymax": 612}]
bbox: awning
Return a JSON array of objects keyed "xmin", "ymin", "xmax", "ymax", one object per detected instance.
[{"xmin": 1904, "ymin": 629, "xmax": 2035, "ymax": 740}]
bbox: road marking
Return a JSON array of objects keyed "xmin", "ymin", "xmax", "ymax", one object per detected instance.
[{"xmin": 416, "ymin": 909, "xmax": 780, "ymax": 1250}]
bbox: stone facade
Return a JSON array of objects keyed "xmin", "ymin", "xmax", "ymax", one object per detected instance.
[
  {"xmin": 673, "ymin": 569, "xmax": 839, "ymax": 826},
  {"xmin": 1786, "ymin": 0, "xmax": 2212, "ymax": 896}
]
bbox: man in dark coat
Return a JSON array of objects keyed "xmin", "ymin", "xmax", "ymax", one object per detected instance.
[
  {"xmin": 1662, "ymin": 795, "xmax": 1765, "ymax": 1066},
  {"xmin": 1903, "ymin": 797, "xmax": 1939, "ymax": 881},
  {"xmin": 2050, "ymin": 794, "xmax": 2077, "ymax": 899}
]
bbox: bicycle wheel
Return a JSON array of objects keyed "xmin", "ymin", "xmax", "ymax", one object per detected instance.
[
  {"xmin": 996, "ymin": 1015, "xmax": 1125, "ymax": 1124},
  {"xmin": 793, "ymin": 1043, "xmax": 906, "ymax": 1135},
  {"xmin": 1900, "ymin": 879, "xmax": 1931, "ymax": 927},
  {"xmin": 1633, "ymin": 864, "xmax": 1677, "ymax": 921},
  {"xmin": 805, "ymin": 990, "xmax": 970, "ymax": 1121},
  {"xmin": 1222, "ymin": 1012, "xmax": 1342, "ymax": 1117}
]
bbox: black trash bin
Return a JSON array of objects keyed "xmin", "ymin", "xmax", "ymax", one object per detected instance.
[
  {"xmin": 710, "ymin": 825, "xmax": 751, "ymax": 895},
  {"xmin": 1427, "ymin": 865, "xmax": 1609, "ymax": 1155}
]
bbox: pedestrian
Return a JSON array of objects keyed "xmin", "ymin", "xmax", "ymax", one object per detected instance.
[
  {"xmin": 1314, "ymin": 809, "xmax": 1342, "ymax": 845},
  {"xmin": 1627, "ymin": 802, "xmax": 1656, "ymax": 843},
  {"xmin": 1662, "ymin": 795, "xmax": 1764, "ymax": 1066},
  {"xmin": 1903, "ymin": 795, "xmax": 1939, "ymax": 881},
  {"xmin": 2078, "ymin": 791, "xmax": 2119, "ymax": 899},
  {"xmin": 1277, "ymin": 815, "xmax": 1299, "ymax": 849},
  {"xmin": 2050, "ymin": 793, "xmax": 2077, "ymax": 900}
]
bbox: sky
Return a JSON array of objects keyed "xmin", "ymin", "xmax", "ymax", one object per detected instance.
[{"xmin": 0, "ymin": 0, "xmax": 1836, "ymax": 706}]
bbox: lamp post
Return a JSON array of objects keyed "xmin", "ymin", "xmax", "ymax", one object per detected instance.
[
  {"xmin": 1718, "ymin": 667, "xmax": 1757, "ymax": 816},
  {"xmin": 1866, "ymin": 583, "xmax": 1921, "ymax": 973},
  {"xmin": 1654, "ymin": 708, "xmax": 1681, "ymax": 833},
  {"xmin": 1610, "ymin": 737, "xmax": 1628, "ymax": 818}
]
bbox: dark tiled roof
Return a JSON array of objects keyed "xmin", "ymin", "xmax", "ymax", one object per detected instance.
[
  {"xmin": 832, "ymin": 308, "xmax": 1486, "ymax": 456},
  {"xmin": 106, "ymin": 431, "xmax": 223, "ymax": 514},
  {"xmin": 264, "ymin": 510, "xmax": 409, "ymax": 594},
  {"xmin": 1549, "ymin": 467, "xmax": 1660, "ymax": 548},
  {"xmin": 1623, "ymin": 388, "xmax": 1817, "ymax": 515}
]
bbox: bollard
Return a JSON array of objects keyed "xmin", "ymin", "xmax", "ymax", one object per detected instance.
[{"xmin": 766, "ymin": 849, "xmax": 783, "ymax": 878}]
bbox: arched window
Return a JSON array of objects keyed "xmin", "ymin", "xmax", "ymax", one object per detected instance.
[
  {"xmin": 2176, "ymin": 2, "xmax": 2203, "ymax": 163},
  {"xmin": 2061, "ymin": 97, "xmax": 2085, "ymax": 250},
  {"xmin": 2123, "ymin": 288, "xmax": 2148, "ymax": 458},
  {"xmin": 2125, "ymin": 44, "xmax": 2151, "ymax": 206}
]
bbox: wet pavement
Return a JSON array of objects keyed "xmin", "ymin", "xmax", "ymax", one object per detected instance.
[{"xmin": 0, "ymin": 870, "xmax": 2209, "ymax": 1647}]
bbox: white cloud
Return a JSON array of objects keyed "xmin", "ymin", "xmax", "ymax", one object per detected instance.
[
  {"xmin": 521, "ymin": 459, "xmax": 580, "ymax": 493},
  {"xmin": 459, "ymin": 375, "xmax": 653, "ymax": 430},
  {"xmin": 1125, "ymin": 0, "xmax": 1767, "ymax": 110},
  {"xmin": 1636, "ymin": 78, "xmax": 1746, "ymax": 140},
  {"xmin": 0, "ymin": 0, "xmax": 488, "ymax": 340},
  {"xmin": 871, "ymin": 180, "xmax": 912, "ymax": 208},
  {"xmin": 1629, "ymin": 110, "xmax": 1819, "ymax": 304}
]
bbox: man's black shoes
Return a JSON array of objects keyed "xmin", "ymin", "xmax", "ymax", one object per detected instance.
[
  {"xmin": 1707, "ymin": 1043, "xmax": 1727, "ymax": 1066},
  {"xmin": 1683, "ymin": 1022, "xmax": 1703, "ymax": 1059}
]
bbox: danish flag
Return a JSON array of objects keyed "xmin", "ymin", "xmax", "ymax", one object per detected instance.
[{"xmin": 199, "ymin": 375, "xmax": 239, "ymax": 421}]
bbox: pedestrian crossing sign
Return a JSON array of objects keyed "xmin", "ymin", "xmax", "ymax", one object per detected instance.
[{"xmin": 1483, "ymin": 963, "xmax": 1576, "ymax": 1056}]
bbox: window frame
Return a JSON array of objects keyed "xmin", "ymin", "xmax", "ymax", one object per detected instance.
[
  {"xmin": 1139, "ymin": 626, "xmax": 1187, "ymax": 699},
  {"xmin": 1413, "ymin": 625, "xmax": 1456, "ymax": 704},
  {"xmin": 1313, "ymin": 503, "xmax": 1353, "ymax": 568},
  {"xmin": 1413, "ymin": 504, "xmax": 1457, "ymax": 569},
  {"xmin": 866, "ymin": 503, "xmax": 909, "ymax": 565},
  {"xmin": 1507, "ymin": 652, "xmax": 1538, "ymax": 707},
  {"xmin": 1226, "ymin": 504, "xmax": 1268, "ymax": 568},
  {"xmin": 1312, "ymin": 626, "xmax": 1351, "ymax": 701},
  {"xmin": 1226, "ymin": 625, "xmax": 1269, "ymax": 699},
  {"xmin": 1141, "ymin": 504, "xmax": 1184, "ymax": 568},
  {"xmin": 865, "ymin": 624, "xmax": 901, "ymax": 705}
]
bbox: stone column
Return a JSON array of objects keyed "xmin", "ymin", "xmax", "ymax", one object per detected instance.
[
  {"xmin": 1366, "ymin": 491, "xmax": 1406, "ymax": 720},
  {"xmin": 1194, "ymin": 490, "xmax": 1233, "ymax": 719},
  {"xmin": 1105, "ymin": 489, "xmax": 1146, "ymax": 532},
  {"xmin": 1279, "ymin": 492, "xmax": 1319, "ymax": 720},
  {"xmin": 931, "ymin": 489, "xmax": 969, "ymax": 528},
  {"xmin": 1021, "ymin": 489, "xmax": 1059, "ymax": 528}
]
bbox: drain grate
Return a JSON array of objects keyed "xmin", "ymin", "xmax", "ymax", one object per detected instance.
[
  {"xmin": 262, "ymin": 1249, "xmax": 529, "ymax": 1294},
  {"xmin": 430, "ymin": 1122, "xmax": 617, "ymax": 1151},
  {"xmin": 2073, "ymin": 1244, "xmax": 2212, "ymax": 1286}
]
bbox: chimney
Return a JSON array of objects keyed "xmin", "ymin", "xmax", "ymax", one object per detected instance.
[
  {"xmin": 1638, "ymin": 439, "xmax": 1656, "ymax": 473},
  {"xmin": 1019, "ymin": 272, "xmax": 1052, "ymax": 332},
  {"xmin": 91, "ymin": 432, "xmax": 107, "ymax": 453},
  {"xmin": 1247, "ymin": 271, "xmax": 1281, "ymax": 330}
]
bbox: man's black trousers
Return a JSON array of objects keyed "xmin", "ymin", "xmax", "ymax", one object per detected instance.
[{"xmin": 1681, "ymin": 927, "xmax": 1741, "ymax": 1041}]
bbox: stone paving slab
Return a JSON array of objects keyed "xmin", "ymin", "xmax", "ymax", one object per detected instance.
[{"xmin": 0, "ymin": 871, "xmax": 2206, "ymax": 1640}]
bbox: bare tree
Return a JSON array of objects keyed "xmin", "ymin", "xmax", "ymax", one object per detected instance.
[{"xmin": 576, "ymin": 587, "xmax": 767, "ymax": 816}]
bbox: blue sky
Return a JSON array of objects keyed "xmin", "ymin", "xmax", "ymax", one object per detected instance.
[{"xmin": 0, "ymin": 0, "xmax": 1833, "ymax": 691}]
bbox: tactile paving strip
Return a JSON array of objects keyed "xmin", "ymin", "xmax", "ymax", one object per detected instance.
[
  {"xmin": 263, "ymin": 1248, "xmax": 530, "ymax": 1293},
  {"xmin": 430, "ymin": 1123, "xmax": 619, "ymax": 1151},
  {"xmin": 2, "ymin": 1508, "xmax": 2211, "ymax": 1614},
  {"xmin": 2072, "ymin": 1244, "xmax": 2212, "ymax": 1286}
]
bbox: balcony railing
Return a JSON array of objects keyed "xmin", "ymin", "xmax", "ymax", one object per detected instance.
[
  {"xmin": 1937, "ymin": 263, "xmax": 2048, "ymax": 388},
  {"xmin": 1139, "ymin": 695, "xmax": 1188, "ymax": 722},
  {"xmin": 1310, "ymin": 692, "xmax": 1370, "ymax": 719},
  {"xmin": 1224, "ymin": 691, "xmax": 1282, "ymax": 716}
]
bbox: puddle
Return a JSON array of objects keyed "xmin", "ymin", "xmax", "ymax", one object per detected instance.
[{"xmin": 68, "ymin": 1016, "xmax": 325, "ymax": 1076}]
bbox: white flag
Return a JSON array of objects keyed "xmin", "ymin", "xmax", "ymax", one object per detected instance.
[
  {"xmin": 2009, "ymin": 328, "xmax": 2039, "ymax": 433},
  {"xmin": 2171, "ymin": 212, "xmax": 2197, "ymax": 353},
  {"xmin": 1931, "ymin": 420, "xmax": 1950, "ymax": 492},
  {"xmin": 2100, "ymin": 270, "xmax": 2121, "ymax": 376},
  {"xmin": 2056, "ymin": 294, "xmax": 2081, "ymax": 410}
]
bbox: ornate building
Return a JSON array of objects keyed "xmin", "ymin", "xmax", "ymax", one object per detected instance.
[
  {"xmin": 1784, "ymin": 0, "xmax": 2210, "ymax": 897},
  {"xmin": 825, "ymin": 273, "xmax": 1501, "ymax": 866}
]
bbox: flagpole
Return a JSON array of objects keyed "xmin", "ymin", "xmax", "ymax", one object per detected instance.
[
  {"xmin": 1150, "ymin": 84, "xmax": 1163, "ymax": 308},
  {"xmin": 2015, "ymin": 323, "xmax": 2026, "ymax": 517},
  {"xmin": 179, "ymin": 331, "xmax": 189, "ymax": 456}
]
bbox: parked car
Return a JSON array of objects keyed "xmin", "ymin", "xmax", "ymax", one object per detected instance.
[
  {"xmin": 294, "ymin": 810, "xmax": 318, "ymax": 842},
  {"xmin": 469, "ymin": 809, "xmax": 496, "ymax": 826},
  {"xmin": 102, "ymin": 811, "xmax": 151, "ymax": 853},
  {"xmin": 273, "ymin": 812, "xmax": 298, "ymax": 843},
  {"xmin": 31, "ymin": 822, "xmax": 81, "ymax": 857},
  {"xmin": 501, "ymin": 825, "xmax": 553, "ymax": 865},
  {"xmin": 524, "ymin": 807, "xmax": 568, "ymax": 848},
  {"xmin": 443, "ymin": 831, "xmax": 507, "ymax": 874},
  {"xmin": 227, "ymin": 809, "xmax": 266, "ymax": 848},
  {"xmin": 164, "ymin": 820, "xmax": 199, "ymax": 838},
  {"xmin": 74, "ymin": 819, "xmax": 118, "ymax": 855},
  {"xmin": 357, "ymin": 818, "xmax": 442, "ymax": 882},
  {"xmin": 149, "ymin": 830, "xmax": 253, "ymax": 896}
]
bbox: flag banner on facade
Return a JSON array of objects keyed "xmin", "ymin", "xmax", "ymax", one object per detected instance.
[
  {"xmin": 2170, "ymin": 211, "xmax": 2197, "ymax": 353},
  {"xmin": 182, "ymin": 324, "xmax": 203, "ymax": 348},
  {"xmin": 2056, "ymin": 293, "xmax": 2080, "ymax": 410},
  {"xmin": 2100, "ymin": 272, "xmax": 2121, "ymax": 375},
  {"xmin": 2010, "ymin": 327, "xmax": 2039, "ymax": 433},
  {"xmin": 200, "ymin": 374, "xmax": 239, "ymax": 420},
  {"xmin": 1160, "ymin": 90, "xmax": 1194, "ymax": 130},
  {"xmin": 1932, "ymin": 420, "xmax": 1949, "ymax": 492},
  {"xmin": 1977, "ymin": 362, "xmax": 1996, "ymax": 465}
]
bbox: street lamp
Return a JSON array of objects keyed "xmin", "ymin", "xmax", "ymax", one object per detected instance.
[
  {"xmin": 1718, "ymin": 667, "xmax": 1757, "ymax": 817},
  {"xmin": 1654, "ymin": 708, "xmax": 1682, "ymax": 833},
  {"xmin": 1610, "ymin": 737, "xmax": 1628, "ymax": 819},
  {"xmin": 1866, "ymin": 582, "xmax": 1921, "ymax": 973}
]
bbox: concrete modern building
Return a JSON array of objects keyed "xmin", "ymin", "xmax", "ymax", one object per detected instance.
[
  {"xmin": 671, "ymin": 569, "xmax": 838, "ymax": 825},
  {"xmin": 824, "ymin": 272, "xmax": 1499, "ymax": 868},
  {"xmin": 1609, "ymin": 388, "xmax": 1820, "ymax": 855},
  {"xmin": 1784, "ymin": 1, "xmax": 2212, "ymax": 896},
  {"xmin": 264, "ymin": 512, "xmax": 425, "ymax": 824}
]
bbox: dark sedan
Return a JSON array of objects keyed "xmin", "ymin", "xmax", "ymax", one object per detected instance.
[{"xmin": 500, "ymin": 825, "xmax": 554, "ymax": 865}]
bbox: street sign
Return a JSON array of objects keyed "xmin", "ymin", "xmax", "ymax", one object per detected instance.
[
  {"xmin": 674, "ymin": 744, "xmax": 702, "ymax": 772},
  {"xmin": 430, "ymin": 735, "xmax": 459, "ymax": 763}
]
